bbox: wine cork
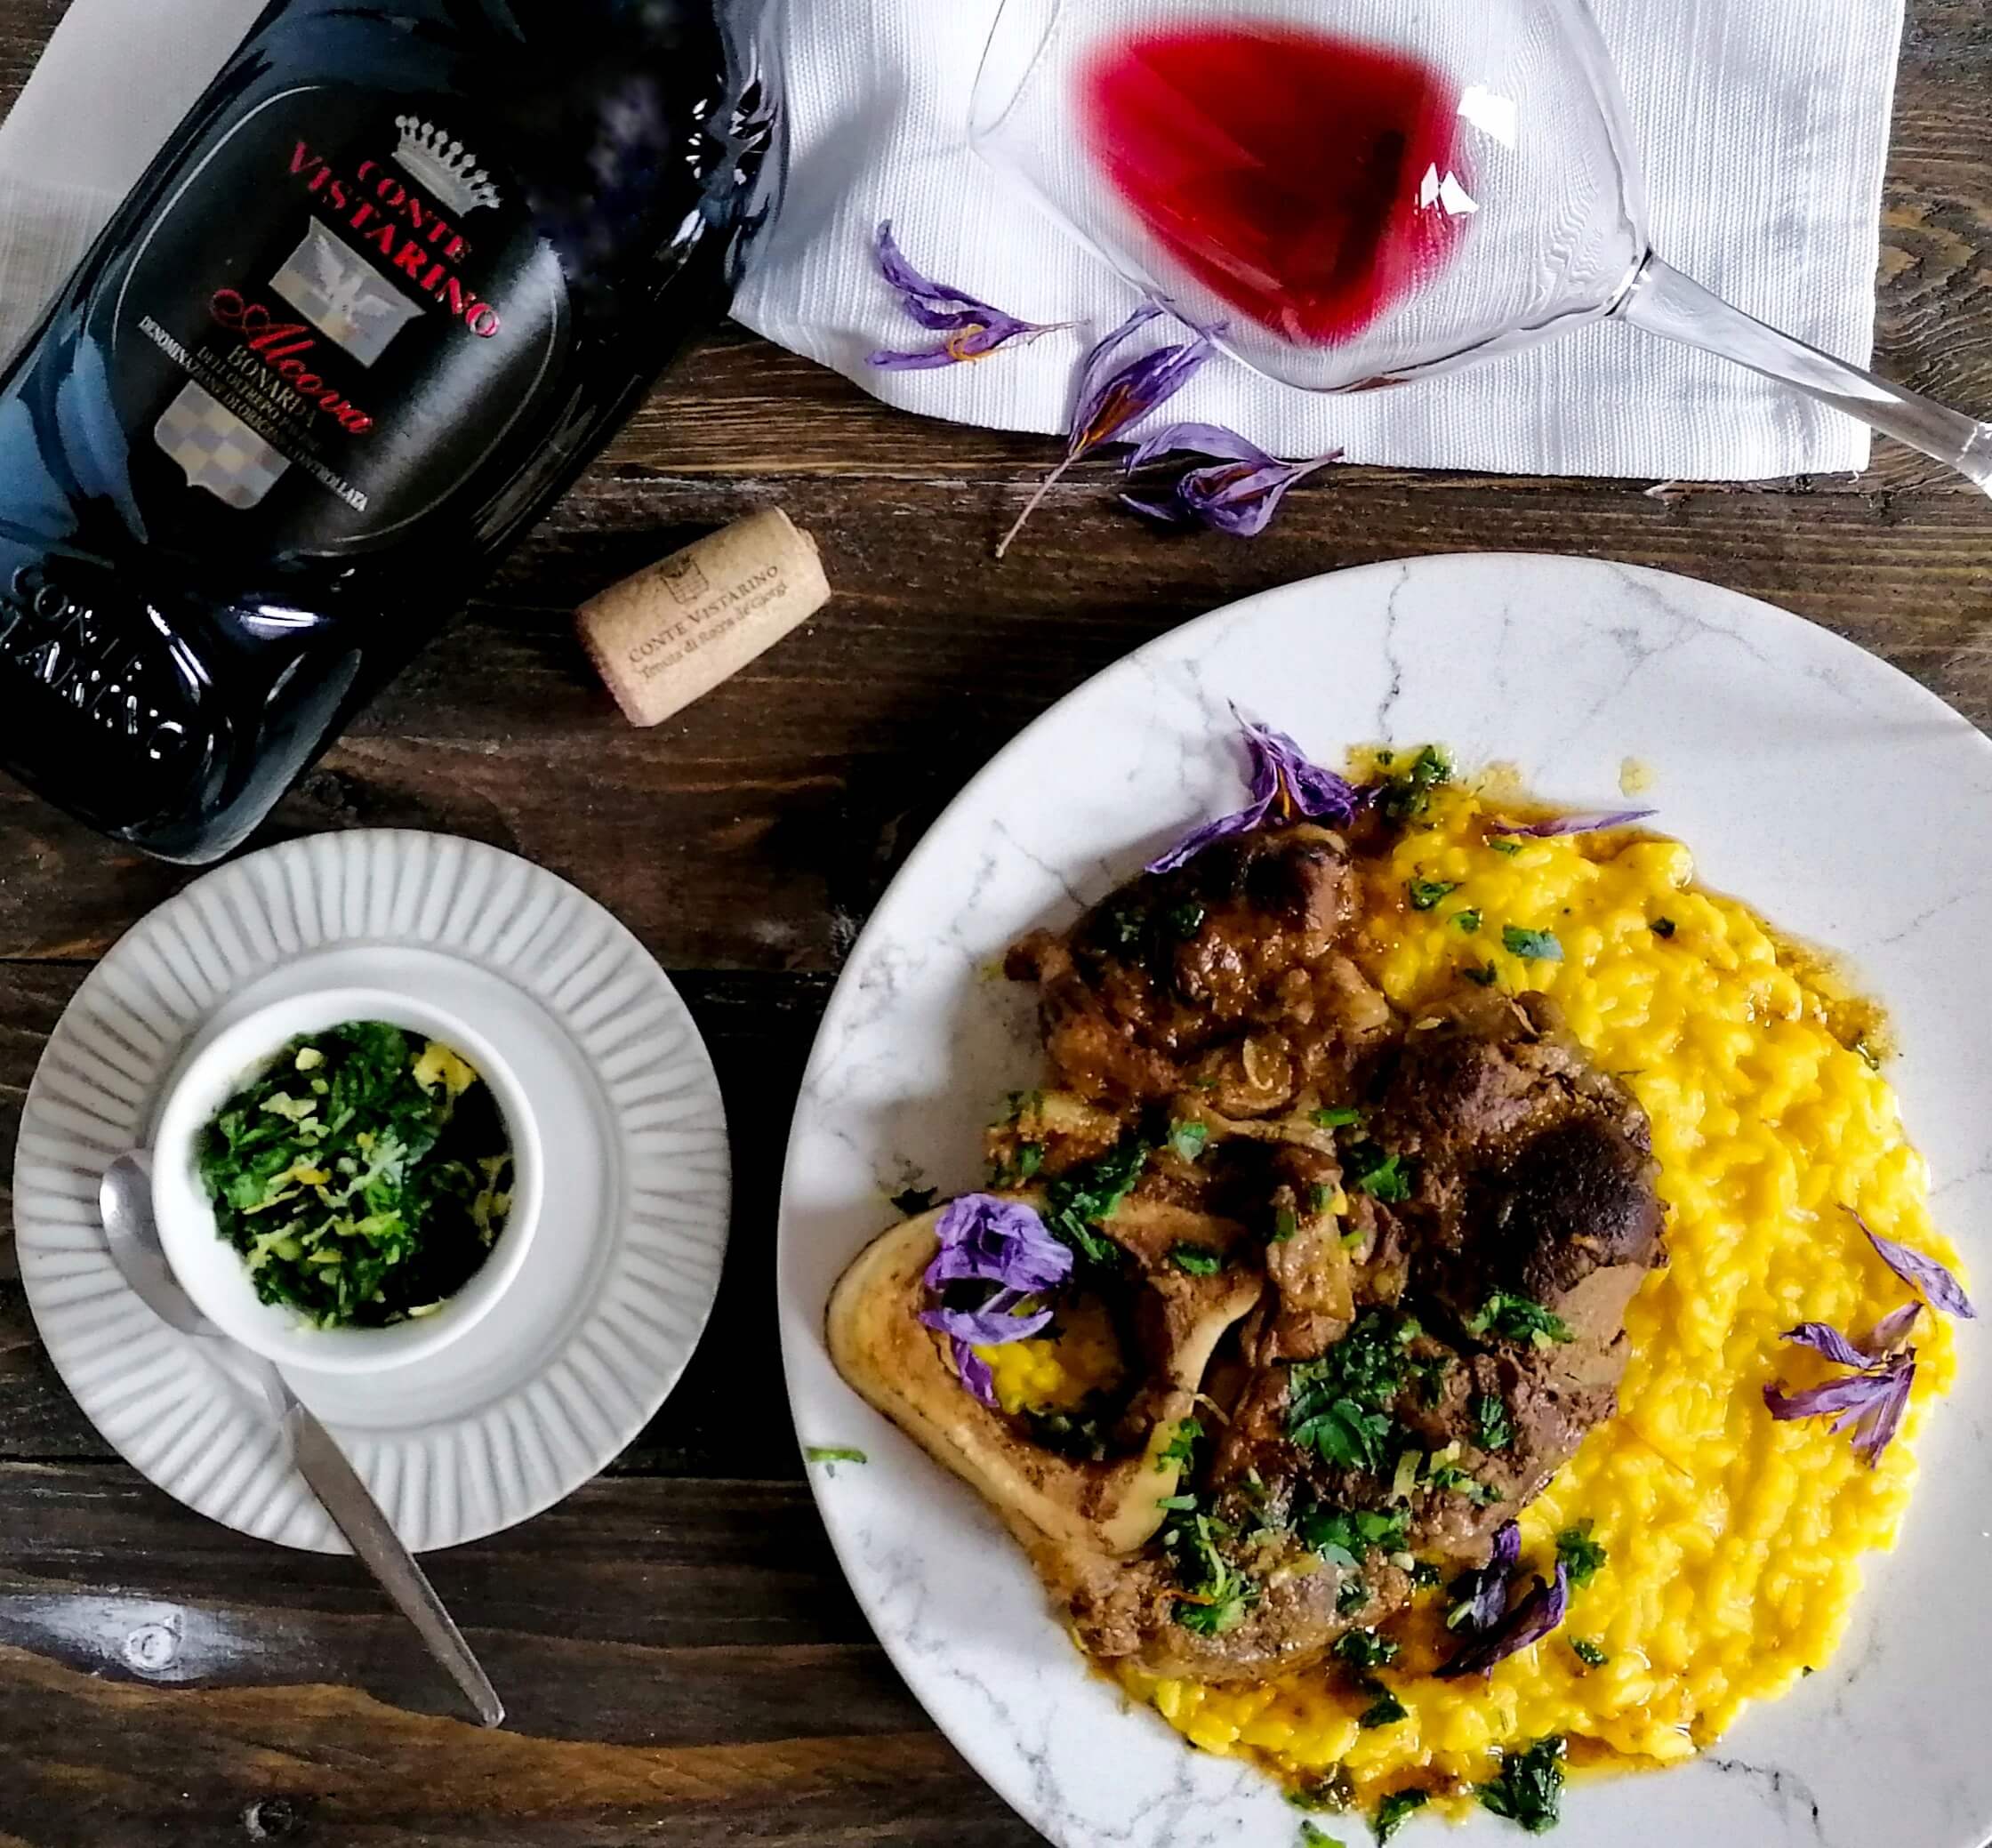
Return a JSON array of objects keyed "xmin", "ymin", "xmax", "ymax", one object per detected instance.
[{"xmin": 576, "ymin": 508, "xmax": 831, "ymax": 727}]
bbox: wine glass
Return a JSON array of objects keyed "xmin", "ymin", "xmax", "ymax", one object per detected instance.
[{"xmin": 968, "ymin": 0, "xmax": 1992, "ymax": 492}]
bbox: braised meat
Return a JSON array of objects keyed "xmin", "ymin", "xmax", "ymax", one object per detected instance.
[
  {"xmin": 1006, "ymin": 824, "xmax": 1393, "ymax": 1114},
  {"xmin": 1053, "ymin": 1517, "xmax": 1410, "ymax": 1684},
  {"xmin": 1373, "ymin": 987, "xmax": 1662, "ymax": 1335},
  {"xmin": 1348, "ymin": 988, "xmax": 1670, "ymax": 1559},
  {"xmin": 967, "ymin": 749, "xmax": 1676, "ymax": 1691}
]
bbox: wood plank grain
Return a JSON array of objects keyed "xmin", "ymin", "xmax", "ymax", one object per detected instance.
[
  {"xmin": 0, "ymin": 1472, "xmax": 1034, "ymax": 1848},
  {"xmin": 1, "ymin": 471, "xmax": 1988, "ymax": 966}
]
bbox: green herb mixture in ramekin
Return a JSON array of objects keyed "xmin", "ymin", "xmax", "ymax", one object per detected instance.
[{"xmin": 196, "ymin": 1020, "xmax": 513, "ymax": 1329}]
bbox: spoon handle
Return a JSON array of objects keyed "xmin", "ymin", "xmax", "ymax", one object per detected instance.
[
  {"xmin": 285, "ymin": 1402, "xmax": 506, "ymax": 1728},
  {"xmin": 1617, "ymin": 253, "xmax": 1992, "ymax": 493}
]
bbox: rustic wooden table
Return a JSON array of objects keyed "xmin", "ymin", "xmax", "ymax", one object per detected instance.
[{"xmin": 2, "ymin": 3, "xmax": 1988, "ymax": 1844}]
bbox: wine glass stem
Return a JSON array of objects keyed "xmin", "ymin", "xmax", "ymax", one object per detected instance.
[{"xmin": 1616, "ymin": 253, "xmax": 1992, "ymax": 493}]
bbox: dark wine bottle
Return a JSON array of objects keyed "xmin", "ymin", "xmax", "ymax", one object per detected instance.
[{"xmin": 0, "ymin": 0, "xmax": 781, "ymax": 862}]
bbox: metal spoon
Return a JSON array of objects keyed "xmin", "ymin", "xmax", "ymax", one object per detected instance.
[{"xmin": 100, "ymin": 1151, "xmax": 505, "ymax": 1728}]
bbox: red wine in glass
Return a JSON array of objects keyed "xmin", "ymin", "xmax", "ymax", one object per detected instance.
[
  {"xmin": 983, "ymin": 0, "xmax": 1992, "ymax": 492},
  {"xmin": 1080, "ymin": 25, "xmax": 1469, "ymax": 347}
]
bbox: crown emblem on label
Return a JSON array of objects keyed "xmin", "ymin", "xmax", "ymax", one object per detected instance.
[{"xmin": 392, "ymin": 117, "xmax": 502, "ymax": 215}]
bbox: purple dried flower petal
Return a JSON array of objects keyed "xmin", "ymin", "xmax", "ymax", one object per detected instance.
[
  {"xmin": 1145, "ymin": 716, "xmax": 1361, "ymax": 873},
  {"xmin": 924, "ymin": 1193, "xmax": 1073, "ymax": 1296},
  {"xmin": 1781, "ymin": 1322, "xmax": 1875, "ymax": 1370},
  {"xmin": 921, "ymin": 1193, "xmax": 1072, "ymax": 1402},
  {"xmin": 868, "ymin": 344, "xmax": 981, "ymax": 373},
  {"xmin": 920, "ymin": 1290, "xmax": 1055, "ymax": 1347},
  {"xmin": 1487, "ymin": 810, "xmax": 1658, "ymax": 839},
  {"xmin": 868, "ymin": 221, "xmax": 1069, "ymax": 370},
  {"xmin": 1072, "ymin": 301, "xmax": 1167, "ymax": 417},
  {"xmin": 996, "ymin": 304, "xmax": 1215, "ymax": 558},
  {"xmin": 1866, "ymin": 1301, "xmax": 1922, "ymax": 1356},
  {"xmin": 1121, "ymin": 421, "xmax": 1342, "ymax": 538},
  {"xmin": 1439, "ymin": 1559, "xmax": 1568, "ymax": 1678},
  {"xmin": 1143, "ymin": 808, "xmax": 1270, "ymax": 875},
  {"xmin": 1852, "ymin": 1209, "xmax": 1976, "ymax": 1320},
  {"xmin": 1255, "ymin": 723, "xmax": 1361, "ymax": 826},
  {"xmin": 1450, "ymin": 1520, "xmax": 1521, "ymax": 1635},
  {"xmin": 1848, "ymin": 1356, "xmax": 1916, "ymax": 1465},
  {"xmin": 1764, "ymin": 1347, "xmax": 1918, "ymax": 1466},
  {"xmin": 1763, "ymin": 1370, "xmax": 1900, "ymax": 1422},
  {"xmin": 950, "ymin": 1337, "xmax": 998, "ymax": 1407},
  {"xmin": 873, "ymin": 221, "xmax": 989, "ymax": 328},
  {"xmin": 1124, "ymin": 420, "xmax": 1267, "ymax": 473}
]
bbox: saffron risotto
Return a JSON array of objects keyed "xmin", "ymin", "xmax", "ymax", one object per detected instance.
[{"xmin": 988, "ymin": 779, "xmax": 1963, "ymax": 1813}]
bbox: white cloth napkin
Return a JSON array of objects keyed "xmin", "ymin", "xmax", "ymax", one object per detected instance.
[{"xmin": 0, "ymin": 0, "xmax": 1906, "ymax": 481}]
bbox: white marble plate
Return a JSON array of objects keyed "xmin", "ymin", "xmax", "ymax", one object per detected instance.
[
  {"xmin": 778, "ymin": 556, "xmax": 1992, "ymax": 1848},
  {"xmin": 14, "ymin": 829, "xmax": 730, "ymax": 1554}
]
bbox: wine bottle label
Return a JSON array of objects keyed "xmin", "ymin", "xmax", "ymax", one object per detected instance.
[{"xmin": 99, "ymin": 86, "xmax": 570, "ymax": 551}]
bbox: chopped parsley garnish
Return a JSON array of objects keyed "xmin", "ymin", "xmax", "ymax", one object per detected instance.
[
  {"xmin": 1489, "ymin": 838, "xmax": 1522, "ymax": 856},
  {"xmin": 1555, "ymin": 1521, "xmax": 1608, "ymax": 1589},
  {"xmin": 803, "ymin": 1446, "xmax": 867, "ymax": 1466},
  {"xmin": 890, "ymin": 1184, "xmax": 937, "ymax": 1217},
  {"xmin": 1158, "ymin": 1418, "xmax": 1203, "ymax": 1471},
  {"xmin": 1298, "ymin": 1824, "xmax": 1347, "ymax": 1848},
  {"xmin": 1351, "ymin": 1149, "xmax": 1411, "ymax": 1202},
  {"xmin": 1272, "ymin": 1205, "xmax": 1300, "ymax": 1242},
  {"xmin": 1410, "ymin": 1354, "xmax": 1451, "ymax": 1407},
  {"xmin": 1358, "ymin": 1691, "xmax": 1409, "ymax": 1729},
  {"xmin": 1375, "ymin": 745, "xmax": 1452, "ymax": 824},
  {"xmin": 1332, "ymin": 1628, "xmax": 1401, "ymax": 1670},
  {"xmin": 1175, "ymin": 1591, "xmax": 1252, "ymax": 1635},
  {"xmin": 1163, "ymin": 1494, "xmax": 1258, "ymax": 1636},
  {"xmin": 1163, "ymin": 901, "xmax": 1206, "ymax": 940},
  {"xmin": 1104, "ymin": 904, "xmax": 1146, "ymax": 950},
  {"xmin": 1408, "ymin": 878, "xmax": 1458, "ymax": 912},
  {"xmin": 1300, "ymin": 1505, "xmax": 1411, "ymax": 1570},
  {"xmin": 1476, "ymin": 1735, "xmax": 1566, "ymax": 1835},
  {"xmin": 1042, "ymin": 1134, "xmax": 1149, "ymax": 1266},
  {"xmin": 1169, "ymin": 1242, "xmax": 1224, "ymax": 1276},
  {"xmin": 1425, "ymin": 1462, "xmax": 1498, "ymax": 1505},
  {"xmin": 1288, "ymin": 1309, "xmax": 1415, "ymax": 1472},
  {"xmin": 1467, "ymin": 1291, "xmax": 1574, "ymax": 1349},
  {"xmin": 195, "ymin": 1022, "xmax": 511, "ymax": 1330},
  {"xmin": 992, "ymin": 1142, "xmax": 1043, "ymax": 1185},
  {"xmin": 1571, "ymin": 1637, "xmax": 1609, "ymax": 1667},
  {"xmin": 1155, "ymin": 1493, "xmax": 1198, "ymax": 1511},
  {"xmin": 1311, "ymin": 1105, "xmax": 1362, "ymax": 1129},
  {"xmin": 1454, "ymin": 908, "xmax": 1482, "ymax": 934},
  {"xmin": 1308, "ymin": 1182, "xmax": 1333, "ymax": 1213},
  {"xmin": 1168, "ymin": 1119, "xmax": 1209, "ymax": 1161},
  {"xmin": 1501, "ymin": 926, "xmax": 1564, "ymax": 962},
  {"xmin": 1461, "ymin": 962, "xmax": 1499, "ymax": 986},
  {"xmin": 1373, "ymin": 1789, "xmax": 1430, "ymax": 1841},
  {"xmin": 1296, "ymin": 1399, "xmax": 1394, "ymax": 1472},
  {"xmin": 1651, "ymin": 916, "xmax": 1676, "ymax": 938},
  {"xmin": 1337, "ymin": 1577, "xmax": 1370, "ymax": 1615},
  {"xmin": 1472, "ymin": 1393, "xmax": 1514, "ymax": 1451}
]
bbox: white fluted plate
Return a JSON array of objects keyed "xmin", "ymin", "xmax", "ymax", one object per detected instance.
[
  {"xmin": 15, "ymin": 829, "xmax": 729, "ymax": 1554},
  {"xmin": 778, "ymin": 558, "xmax": 1992, "ymax": 1848}
]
